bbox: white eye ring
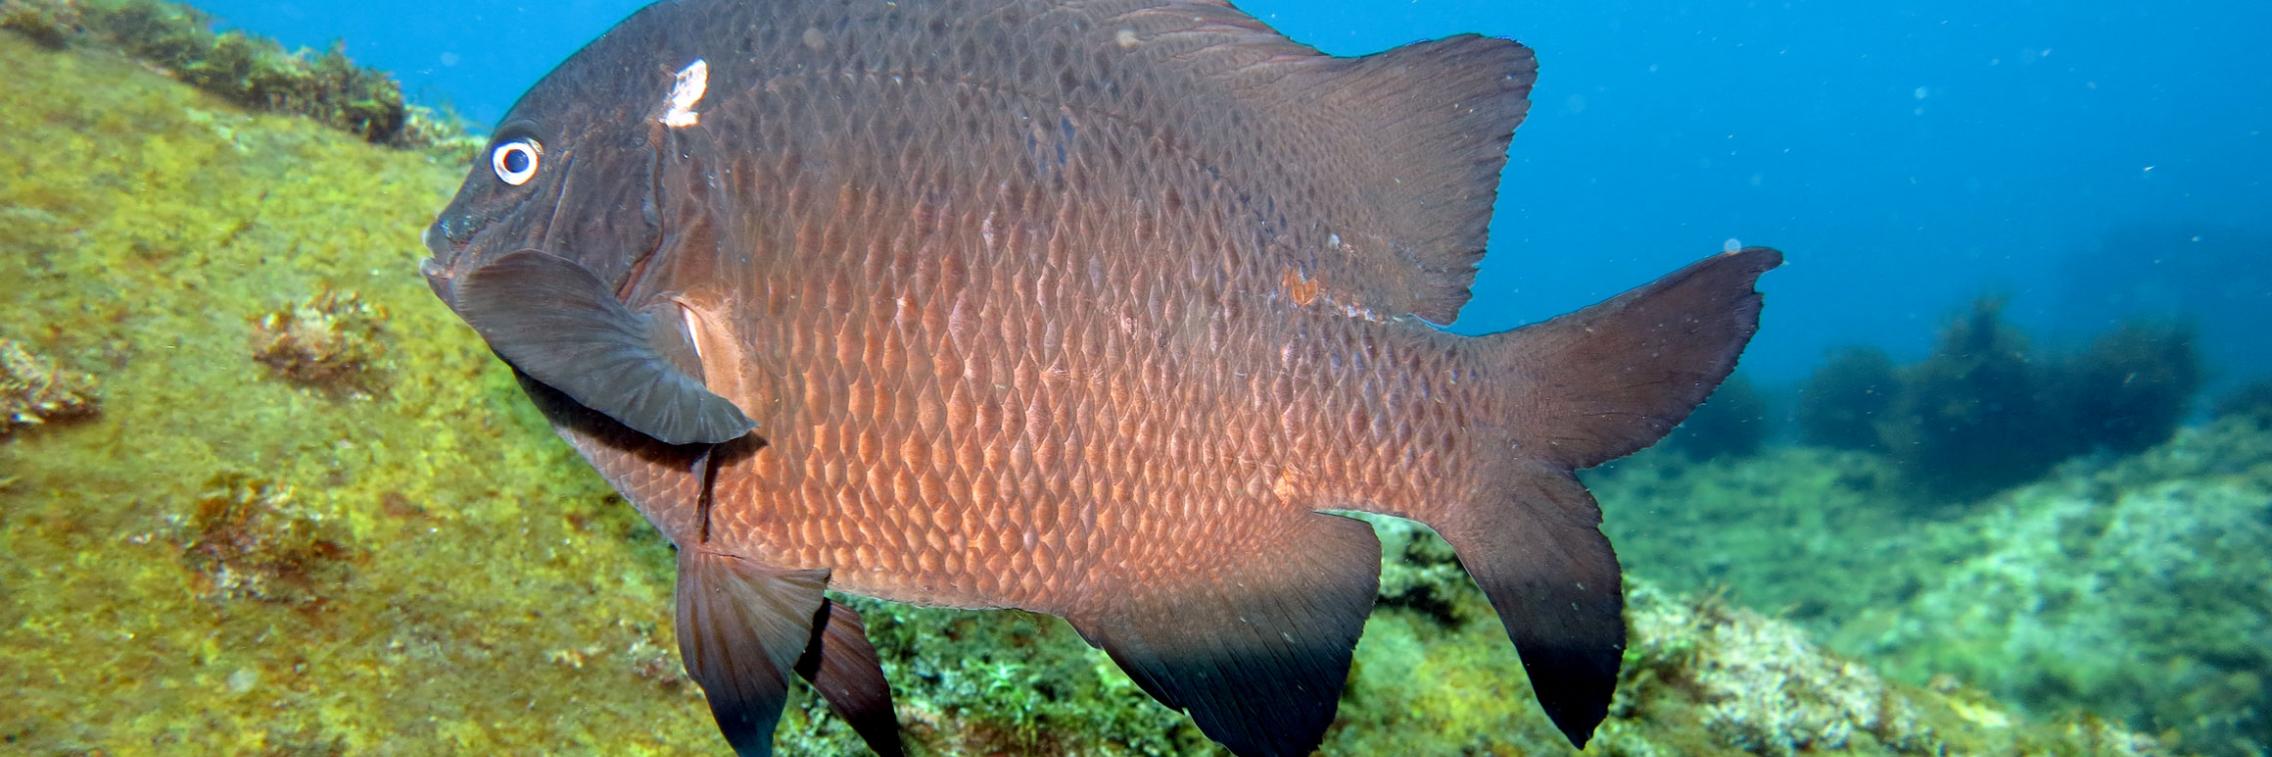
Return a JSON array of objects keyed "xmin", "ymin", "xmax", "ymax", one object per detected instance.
[{"xmin": 491, "ymin": 139, "xmax": 542, "ymax": 186}]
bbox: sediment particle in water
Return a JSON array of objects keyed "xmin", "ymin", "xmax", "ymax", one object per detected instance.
[
  {"xmin": 0, "ymin": 338, "xmax": 99, "ymax": 437},
  {"xmin": 180, "ymin": 472, "xmax": 355, "ymax": 605},
  {"xmin": 250, "ymin": 287, "xmax": 387, "ymax": 396}
]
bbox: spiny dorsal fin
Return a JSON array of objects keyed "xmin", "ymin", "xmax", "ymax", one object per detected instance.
[{"xmin": 1094, "ymin": 2, "xmax": 1535, "ymax": 323}]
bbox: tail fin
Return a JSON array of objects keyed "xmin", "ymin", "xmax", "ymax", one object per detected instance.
[
  {"xmin": 1493, "ymin": 247, "xmax": 1782, "ymax": 470},
  {"xmin": 1434, "ymin": 247, "xmax": 1780, "ymax": 747}
]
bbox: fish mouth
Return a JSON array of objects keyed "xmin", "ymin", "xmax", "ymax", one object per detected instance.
[{"xmin": 419, "ymin": 224, "xmax": 462, "ymax": 306}]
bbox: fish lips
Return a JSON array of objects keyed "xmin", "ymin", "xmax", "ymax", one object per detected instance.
[{"xmin": 419, "ymin": 224, "xmax": 464, "ymax": 308}]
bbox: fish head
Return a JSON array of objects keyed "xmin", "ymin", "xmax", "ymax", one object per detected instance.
[
  {"xmin": 421, "ymin": 7, "xmax": 711, "ymax": 307},
  {"xmin": 418, "ymin": 6, "xmax": 759, "ymax": 451}
]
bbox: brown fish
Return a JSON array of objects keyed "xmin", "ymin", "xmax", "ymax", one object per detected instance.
[{"xmin": 419, "ymin": 0, "xmax": 1779, "ymax": 754}]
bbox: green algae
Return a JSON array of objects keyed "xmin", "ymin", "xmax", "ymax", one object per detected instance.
[
  {"xmin": 0, "ymin": 28, "xmax": 2168, "ymax": 756},
  {"xmin": 0, "ymin": 29, "xmax": 714, "ymax": 753},
  {"xmin": 249, "ymin": 286, "xmax": 390, "ymax": 398},
  {"xmin": 1601, "ymin": 415, "xmax": 2272, "ymax": 752},
  {"xmin": 1, "ymin": 338, "xmax": 100, "ymax": 437},
  {"xmin": 0, "ymin": 0, "xmax": 476, "ymax": 156}
]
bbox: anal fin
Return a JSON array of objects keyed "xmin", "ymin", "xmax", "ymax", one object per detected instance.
[
  {"xmin": 1435, "ymin": 463, "xmax": 1624, "ymax": 748},
  {"xmin": 795, "ymin": 600, "xmax": 903, "ymax": 756},
  {"xmin": 1068, "ymin": 513, "xmax": 1381, "ymax": 757},
  {"xmin": 675, "ymin": 550, "xmax": 829, "ymax": 757}
]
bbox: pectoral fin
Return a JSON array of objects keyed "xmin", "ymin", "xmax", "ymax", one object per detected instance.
[
  {"xmin": 451, "ymin": 248, "xmax": 754, "ymax": 445},
  {"xmin": 676, "ymin": 550, "xmax": 829, "ymax": 757}
]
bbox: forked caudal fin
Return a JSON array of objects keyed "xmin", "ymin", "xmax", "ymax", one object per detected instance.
[{"xmin": 1438, "ymin": 247, "xmax": 1781, "ymax": 747}]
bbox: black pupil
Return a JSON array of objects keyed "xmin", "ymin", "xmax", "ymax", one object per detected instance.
[{"xmin": 501, "ymin": 146, "xmax": 531, "ymax": 174}]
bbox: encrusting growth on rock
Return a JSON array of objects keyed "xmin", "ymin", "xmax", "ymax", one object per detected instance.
[
  {"xmin": 1, "ymin": 338, "xmax": 99, "ymax": 437},
  {"xmin": 250, "ymin": 286, "xmax": 388, "ymax": 397},
  {"xmin": 0, "ymin": 0, "xmax": 476, "ymax": 156},
  {"xmin": 178, "ymin": 472, "xmax": 357, "ymax": 606}
]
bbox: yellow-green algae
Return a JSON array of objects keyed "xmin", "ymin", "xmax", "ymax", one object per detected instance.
[
  {"xmin": 0, "ymin": 0, "xmax": 477, "ymax": 157},
  {"xmin": 1598, "ymin": 413, "xmax": 2272, "ymax": 752},
  {"xmin": 1, "ymin": 339, "xmax": 100, "ymax": 437},
  {"xmin": 0, "ymin": 29, "xmax": 2161, "ymax": 755}
]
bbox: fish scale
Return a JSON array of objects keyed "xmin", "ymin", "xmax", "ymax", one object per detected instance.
[{"xmin": 421, "ymin": 1, "xmax": 1779, "ymax": 754}]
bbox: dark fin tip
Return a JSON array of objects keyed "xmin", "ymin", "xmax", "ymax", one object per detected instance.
[
  {"xmin": 675, "ymin": 550, "xmax": 829, "ymax": 757},
  {"xmin": 1070, "ymin": 514, "xmax": 1380, "ymax": 757},
  {"xmin": 795, "ymin": 601, "xmax": 904, "ymax": 756},
  {"xmin": 1437, "ymin": 465, "xmax": 1624, "ymax": 750}
]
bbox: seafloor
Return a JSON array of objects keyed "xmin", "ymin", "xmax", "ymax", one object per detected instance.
[{"xmin": 0, "ymin": 13, "xmax": 2251, "ymax": 756}]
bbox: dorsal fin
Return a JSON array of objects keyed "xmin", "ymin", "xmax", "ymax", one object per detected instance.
[
  {"xmin": 1326, "ymin": 36, "xmax": 1534, "ymax": 323},
  {"xmin": 1093, "ymin": 2, "xmax": 1536, "ymax": 323}
]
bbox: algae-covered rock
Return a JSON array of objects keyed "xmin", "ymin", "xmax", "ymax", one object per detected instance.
[
  {"xmin": 1605, "ymin": 578, "xmax": 2158, "ymax": 757},
  {"xmin": 0, "ymin": 338, "xmax": 100, "ymax": 436},
  {"xmin": 1, "ymin": 0, "xmax": 474, "ymax": 154},
  {"xmin": 1601, "ymin": 407, "xmax": 2270, "ymax": 752},
  {"xmin": 0, "ymin": 26, "xmax": 2168, "ymax": 757},
  {"xmin": 179, "ymin": 472, "xmax": 359, "ymax": 605},
  {"xmin": 251, "ymin": 286, "xmax": 389, "ymax": 396},
  {"xmin": 1838, "ymin": 419, "xmax": 2272, "ymax": 752}
]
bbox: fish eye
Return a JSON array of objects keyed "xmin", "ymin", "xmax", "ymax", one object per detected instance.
[{"xmin": 491, "ymin": 138, "xmax": 542, "ymax": 186}]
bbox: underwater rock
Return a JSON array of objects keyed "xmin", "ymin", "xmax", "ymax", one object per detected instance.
[
  {"xmin": 0, "ymin": 338, "xmax": 99, "ymax": 437},
  {"xmin": 1368, "ymin": 514, "xmax": 1482, "ymax": 626},
  {"xmin": 1601, "ymin": 402, "xmax": 2269, "ymax": 753},
  {"xmin": 1597, "ymin": 576, "xmax": 2158, "ymax": 756},
  {"xmin": 1617, "ymin": 580, "xmax": 1936, "ymax": 755},
  {"xmin": 1839, "ymin": 418, "xmax": 2272, "ymax": 753},
  {"xmin": 179, "ymin": 472, "xmax": 356, "ymax": 605},
  {"xmin": 2049, "ymin": 321, "xmax": 2201, "ymax": 455},
  {"xmin": 0, "ymin": 0, "xmax": 83, "ymax": 47},
  {"xmin": 1878, "ymin": 297, "xmax": 2070, "ymax": 503},
  {"xmin": 0, "ymin": 0, "xmax": 472, "ymax": 153},
  {"xmin": 2211, "ymin": 378, "xmax": 2272, "ymax": 426},
  {"xmin": 1796, "ymin": 346, "xmax": 1897, "ymax": 452},
  {"xmin": 250, "ymin": 286, "xmax": 388, "ymax": 396}
]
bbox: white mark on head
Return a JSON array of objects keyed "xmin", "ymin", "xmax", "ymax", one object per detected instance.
[
  {"xmin": 1115, "ymin": 29, "xmax": 1140, "ymax": 49},
  {"xmin": 661, "ymin": 58, "xmax": 709, "ymax": 128}
]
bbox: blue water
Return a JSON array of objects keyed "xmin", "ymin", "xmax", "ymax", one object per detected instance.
[{"xmin": 199, "ymin": 0, "xmax": 2271, "ymax": 386}]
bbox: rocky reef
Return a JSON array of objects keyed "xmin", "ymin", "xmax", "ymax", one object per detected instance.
[
  {"xmin": 1, "ymin": 338, "xmax": 100, "ymax": 437},
  {"xmin": 1600, "ymin": 410, "xmax": 2271, "ymax": 753},
  {"xmin": 0, "ymin": 16, "xmax": 2171, "ymax": 756},
  {"xmin": 1778, "ymin": 298, "xmax": 2206, "ymax": 507},
  {"xmin": 0, "ymin": 0, "xmax": 475, "ymax": 156}
]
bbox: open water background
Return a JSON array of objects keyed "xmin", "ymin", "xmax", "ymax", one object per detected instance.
[{"xmin": 194, "ymin": 0, "xmax": 2271, "ymax": 388}]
